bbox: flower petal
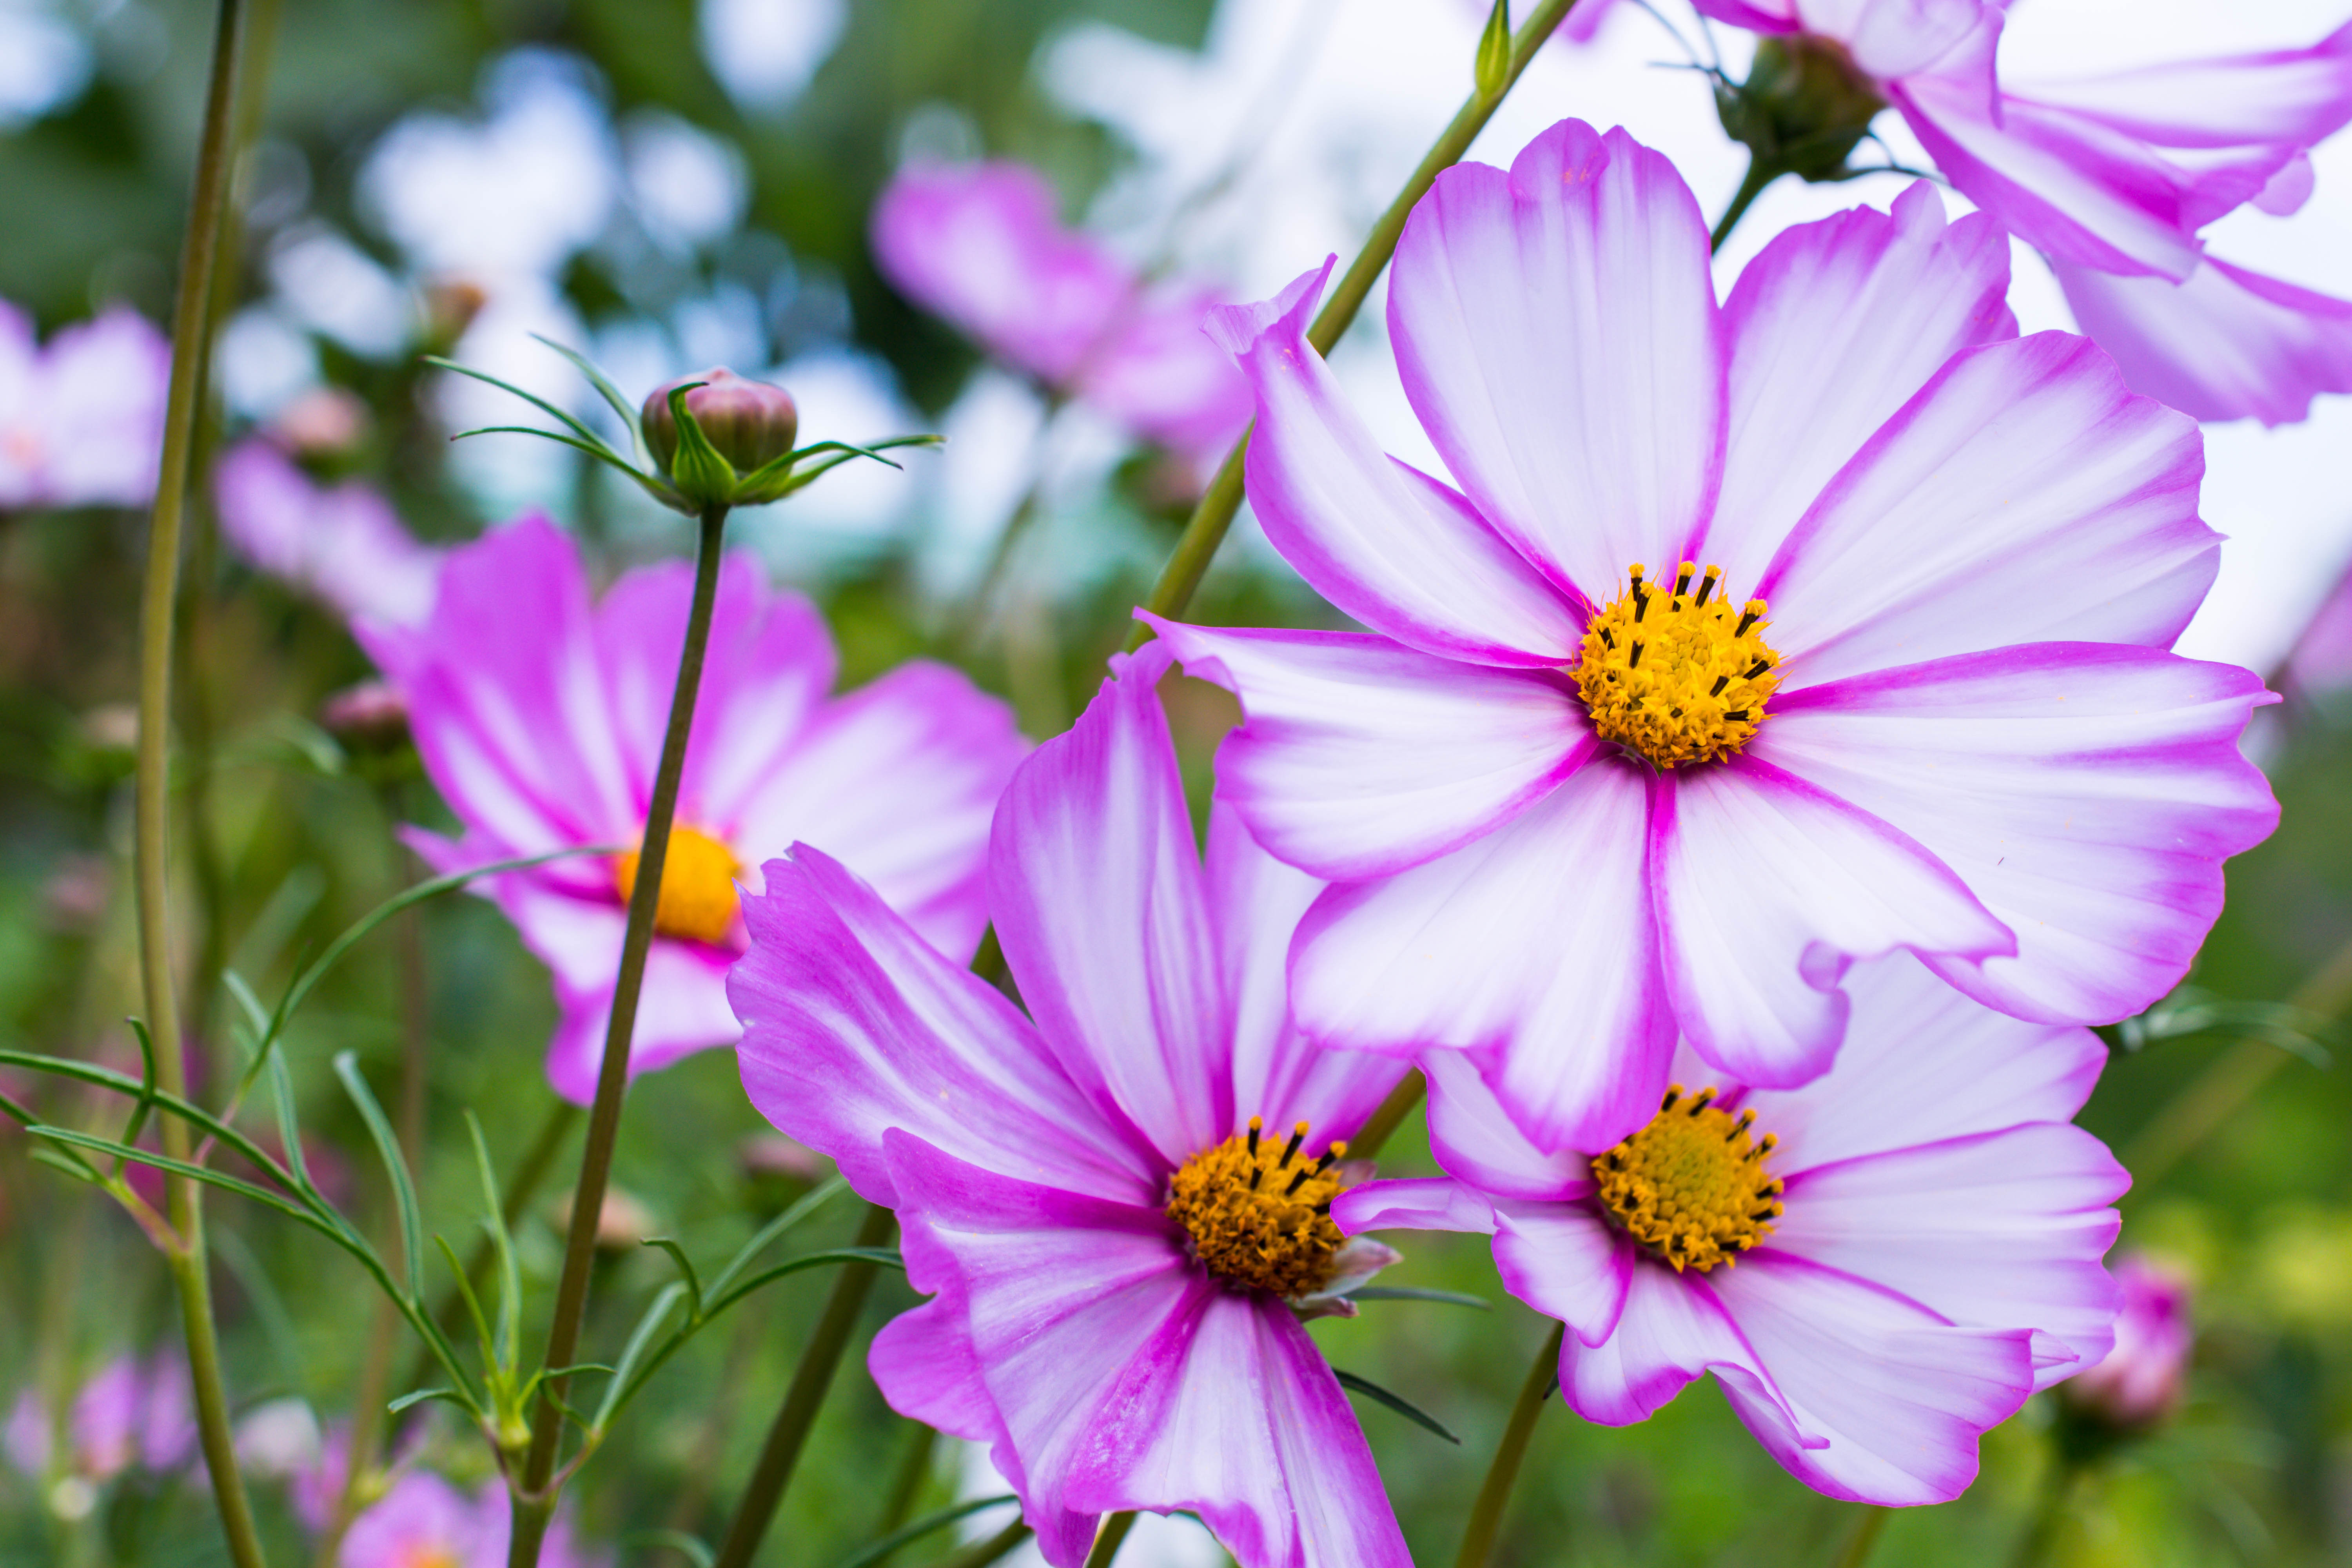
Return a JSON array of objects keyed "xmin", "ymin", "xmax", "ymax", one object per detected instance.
[
  {"xmin": 1653, "ymin": 757, "xmax": 2011, "ymax": 1089},
  {"xmin": 1291, "ymin": 755, "xmax": 1674, "ymax": 1153},
  {"xmin": 730, "ymin": 845, "xmax": 1157, "ymax": 1206},
  {"xmin": 1758, "ymin": 333, "xmax": 2216, "ymax": 690},
  {"xmin": 1492, "ymin": 1201, "xmax": 1635, "ymax": 1347},
  {"xmin": 1704, "ymin": 182, "xmax": 2014, "ymax": 597},
  {"xmin": 591, "ymin": 550, "xmax": 778, "ymax": 813},
  {"xmin": 1387, "ymin": 119, "xmax": 1724, "ymax": 602},
  {"xmin": 1559, "ymin": 1262, "xmax": 1785, "ymax": 1430},
  {"xmin": 1203, "ymin": 260, "xmax": 1581, "ymax": 665},
  {"xmin": 1708, "ymin": 1253, "xmax": 2036, "ymax": 1504},
  {"xmin": 1760, "ymin": 644, "xmax": 2278, "ymax": 1023},
  {"xmin": 1772, "ymin": 1123, "xmax": 2125, "ymax": 1389},
  {"xmin": 1149, "ymin": 619, "xmax": 1592, "ymax": 881},
  {"xmin": 2057, "ymin": 254, "xmax": 2352, "ymax": 428},
  {"xmin": 543, "ymin": 936, "xmax": 739, "ymax": 1104},
  {"xmin": 1332, "ymin": 1178, "xmax": 1497, "ymax": 1236},
  {"xmin": 2011, "ymin": 23, "xmax": 2352, "ymax": 151},
  {"xmin": 1793, "ymin": 0, "xmax": 1985, "ymax": 79},
  {"xmin": 989, "ymin": 642, "xmax": 1229, "ymax": 1166},
  {"xmin": 1419, "ymin": 1047, "xmax": 1593, "ymax": 1203}
]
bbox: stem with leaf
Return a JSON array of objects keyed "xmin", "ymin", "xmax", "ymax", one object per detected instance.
[
  {"xmin": 509, "ymin": 501, "xmax": 732, "ymax": 1565},
  {"xmin": 1454, "ymin": 1322, "xmax": 1564, "ymax": 1568}
]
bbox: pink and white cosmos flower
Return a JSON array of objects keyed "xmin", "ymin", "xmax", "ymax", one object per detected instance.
[
  {"xmin": 216, "ymin": 438, "xmax": 447, "ymax": 633},
  {"xmin": 1340, "ymin": 952, "xmax": 2127, "ymax": 1505},
  {"xmin": 369, "ymin": 514, "xmax": 1025, "ymax": 1102},
  {"xmin": 0, "ymin": 300, "xmax": 170, "ymax": 509},
  {"xmin": 2061, "ymin": 1252, "xmax": 2194, "ymax": 1430},
  {"xmin": 341, "ymin": 1470, "xmax": 603, "ymax": 1568},
  {"xmin": 1688, "ymin": 2, "xmax": 2352, "ymax": 423},
  {"xmin": 731, "ymin": 643, "xmax": 1413, "ymax": 1568},
  {"xmin": 5, "ymin": 1353, "xmax": 195, "ymax": 1483},
  {"xmin": 871, "ymin": 161, "xmax": 1252, "ymax": 470},
  {"xmin": 1152, "ymin": 121, "xmax": 2277, "ymax": 1154}
]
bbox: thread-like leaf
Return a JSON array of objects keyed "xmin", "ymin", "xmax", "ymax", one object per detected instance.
[
  {"xmin": 29, "ymin": 1127, "xmax": 352, "ymax": 1251},
  {"xmin": 466, "ymin": 1112, "xmax": 523, "ymax": 1368},
  {"xmin": 1347, "ymin": 1286, "xmax": 1492, "ymax": 1310},
  {"xmin": 422, "ymin": 356, "xmax": 626, "ymax": 462},
  {"xmin": 838, "ymin": 1496, "xmax": 1020, "ymax": 1568},
  {"xmin": 706, "ymin": 1173, "xmax": 849, "ymax": 1298},
  {"xmin": 529, "ymin": 333, "xmax": 646, "ymax": 461},
  {"xmin": 592, "ymin": 1281, "xmax": 690, "ymax": 1430},
  {"xmin": 1334, "ymin": 1368, "xmax": 1461, "ymax": 1444},
  {"xmin": 336, "ymin": 1051, "xmax": 423, "ymax": 1298}
]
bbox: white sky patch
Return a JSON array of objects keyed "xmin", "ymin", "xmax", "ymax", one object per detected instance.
[
  {"xmin": 735, "ymin": 346, "xmax": 927, "ymax": 578},
  {"xmin": 700, "ymin": 0, "xmax": 846, "ymax": 111},
  {"xmin": 217, "ymin": 305, "xmax": 321, "ymax": 418},
  {"xmin": 267, "ymin": 225, "xmax": 416, "ymax": 359},
  {"xmin": 0, "ymin": 3, "xmax": 90, "ymax": 128},
  {"xmin": 625, "ymin": 109, "xmax": 750, "ymax": 252}
]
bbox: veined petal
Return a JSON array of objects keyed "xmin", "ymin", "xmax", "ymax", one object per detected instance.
[
  {"xmin": 989, "ymin": 643, "xmax": 1230, "ymax": 1166},
  {"xmin": 543, "ymin": 937, "xmax": 739, "ymax": 1104},
  {"xmin": 1203, "ymin": 261, "xmax": 1581, "ymax": 664},
  {"xmin": 1759, "ymin": 333, "xmax": 2217, "ymax": 689},
  {"xmin": 1492, "ymin": 1201, "xmax": 1635, "ymax": 1347},
  {"xmin": 1773, "ymin": 1124, "xmax": 2126, "ymax": 1390},
  {"xmin": 2057, "ymin": 254, "xmax": 2352, "ymax": 428},
  {"xmin": 1708, "ymin": 1253, "xmax": 2036, "ymax": 1505},
  {"xmin": 1760, "ymin": 645, "xmax": 2278, "ymax": 1024},
  {"xmin": 1332, "ymin": 1178, "xmax": 1497, "ymax": 1236},
  {"xmin": 2011, "ymin": 23, "xmax": 2352, "ymax": 151},
  {"xmin": 1794, "ymin": 0, "xmax": 1986, "ymax": 79},
  {"xmin": 1387, "ymin": 120, "xmax": 1724, "ymax": 603},
  {"xmin": 1705, "ymin": 182, "xmax": 2015, "ymax": 595},
  {"xmin": 1739, "ymin": 952, "xmax": 2107, "ymax": 1174},
  {"xmin": 1559, "ymin": 1262, "xmax": 1790, "ymax": 1430},
  {"xmin": 1419, "ymin": 1047, "xmax": 1593, "ymax": 1203},
  {"xmin": 593, "ymin": 550, "xmax": 780, "ymax": 814},
  {"xmin": 1149, "ymin": 620, "xmax": 1592, "ymax": 881},
  {"xmin": 1652, "ymin": 758, "xmax": 2012, "ymax": 1090},
  {"xmin": 730, "ymin": 846, "xmax": 1158, "ymax": 1206},
  {"xmin": 1291, "ymin": 756, "xmax": 1674, "ymax": 1154}
]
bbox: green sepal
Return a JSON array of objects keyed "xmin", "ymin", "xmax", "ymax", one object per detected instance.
[
  {"xmin": 1333, "ymin": 1368, "xmax": 1462, "ymax": 1444},
  {"xmin": 1475, "ymin": 0, "xmax": 1511, "ymax": 98},
  {"xmin": 663, "ymin": 383, "xmax": 739, "ymax": 508}
]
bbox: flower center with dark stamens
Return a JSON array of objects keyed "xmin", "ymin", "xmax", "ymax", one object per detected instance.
[
  {"xmin": 1593, "ymin": 1085, "xmax": 1784, "ymax": 1274},
  {"xmin": 1167, "ymin": 1117, "xmax": 1350, "ymax": 1297},
  {"xmin": 612, "ymin": 825, "xmax": 742, "ymax": 945},
  {"xmin": 1573, "ymin": 562, "xmax": 1782, "ymax": 768}
]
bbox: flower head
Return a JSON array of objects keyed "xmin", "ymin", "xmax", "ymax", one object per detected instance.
[
  {"xmin": 1339, "ymin": 953, "xmax": 2128, "ymax": 1505},
  {"xmin": 370, "ymin": 514, "xmax": 1026, "ymax": 1101},
  {"xmin": 216, "ymin": 438, "xmax": 446, "ymax": 632},
  {"xmin": 731, "ymin": 642, "xmax": 1412, "ymax": 1568},
  {"xmin": 0, "ymin": 300, "xmax": 170, "ymax": 510},
  {"xmin": 5, "ymin": 1353, "xmax": 195, "ymax": 1483},
  {"xmin": 2061, "ymin": 1253, "xmax": 2193, "ymax": 1432},
  {"xmin": 341, "ymin": 1471, "xmax": 604, "ymax": 1568},
  {"xmin": 1154, "ymin": 122, "xmax": 2277, "ymax": 1154}
]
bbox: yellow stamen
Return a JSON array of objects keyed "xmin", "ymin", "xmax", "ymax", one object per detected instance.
[
  {"xmin": 611, "ymin": 825, "xmax": 742, "ymax": 946},
  {"xmin": 393, "ymin": 1550, "xmax": 461, "ymax": 1568},
  {"xmin": 1573, "ymin": 562, "xmax": 1782, "ymax": 768},
  {"xmin": 1166, "ymin": 1116, "xmax": 1350, "ymax": 1298},
  {"xmin": 1592, "ymin": 1084, "xmax": 1784, "ymax": 1273}
]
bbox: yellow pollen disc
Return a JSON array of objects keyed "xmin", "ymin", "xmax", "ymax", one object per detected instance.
[
  {"xmin": 612, "ymin": 825, "xmax": 742, "ymax": 946},
  {"xmin": 1573, "ymin": 562, "xmax": 1782, "ymax": 768},
  {"xmin": 1593, "ymin": 1085, "xmax": 1784, "ymax": 1274},
  {"xmin": 394, "ymin": 1550, "xmax": 460, "ymax": 1568},
  {"xmin": 1166, "ymin": 1117, "xmax": 1350, "ymax": 1298}
]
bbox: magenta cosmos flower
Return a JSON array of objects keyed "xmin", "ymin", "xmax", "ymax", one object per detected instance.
[
  {"xmin": 2060, "ymin": 1253, "xmax": 2193, "ymax": 1430},
  {"xmin": 0, "ymin": 300, "xmax": 170, "ymax": 509},
  {"xmin": 342, "ymin": 1470, "xmax": 602, "ymax": 1568},
  {"xmin": 1151, "ymin": 121, "xmax": 2278, "ymax": 1154},
  {"xmin": 871, "ymin": 161, "xmax": 1251, "ymax": 470},
  {"xmin": 1688, "ymin": 2, "xmax": 2352, "ymax": 423},
  {"xmin": 730, "ymin": 642, "xmax": 1413, "ymax": 1568},
  {"xmin": 5, "ymin": 1353, "xmax": 194, "ymax": 1482},
  {"xmin": 217, "ymin": 437, "xmax": 446, "ymax": 632},
  {"xmin": 366, "ymin": 514, "xmax": 1025, "ymax": 1102},
  {"xmin": 1341, "ymin": 953, "xmax": 2125, "ymax": 1504}
]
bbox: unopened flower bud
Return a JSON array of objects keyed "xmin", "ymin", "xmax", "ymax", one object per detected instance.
[
  {"xmin": 1715, "ymin": 35, "xmax": 1887, "ymax": 185},
  {"xmin": 268, "ymin": 387, "xmax": 371, "ymax": 461},
  {"xmin": 320, "ymin": 679, "xmax": 411, "ymax": 755},
  {"xmin": 2062, "ymin": 1255, "xmax": 2192, "ymax": 1434},
  {"xmin": 640, "ymin": 367, "xmax": 799, "ymax": 480},
  {"xmin": 421, "ymin": 277, "xmax": 488, "ymax": 352}
]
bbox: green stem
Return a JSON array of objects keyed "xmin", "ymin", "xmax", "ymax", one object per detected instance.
[
  {"xmin": 1351, "ymin": 1070, "xmax": 1426, "ymax": 1161},
  {"xmin": 509, "ymin": 502, "xmax": 731, "ymax": 1566},
  {"xmin": 2005, "ymin": 1455, "xmax": 2078, "ymax": 1568},
  {"xmin": 1453, "ymin": 1322, "xmax": 1564, "ymax": 1568},
  {"xmin": 1710, "ymin": 156, "xmax": 1778, "ymax": 254},
  {"xmin": 1082, "ymin": 1512, "xmax": 1137, "ymax": 1568},
  {"xmin": 1832, "ymin": 1507, "xmax": 1890, "ymax": 1568},
  {"xmin": 134, "ymin": 0, "xmax": 267, "ymax": 1562},
  {"xmin": 709, "ymin": 1201, "xmax": 900, "ymax": 1568},
  {"xmin": 871, "ymin": 1423, "xmax": 943, "ymax": 1563},
  {"xmin": 929, "ymin": 1517, "xmax": 1034, "ymax": 1568},
  {"xmin": 1123, "ymin": 0, "xmax": 1582, "ymax": 651}
]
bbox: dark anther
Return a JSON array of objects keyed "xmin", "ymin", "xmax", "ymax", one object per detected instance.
[
  {"xmin": 1687, "ymin": 1088, "xmax": 1716, "ymax": 1116},
  {"xmin": 1314, "ymin": 1199, "xmax": 1334, "ymax": 1214},
  {"xmin": 1281, "ymin": 1125, "xmax": 1307, "ymax": 1167},
  {"xmin": 1313, "ymin": 1147, "xmax": 1341, "ymax": 1173},
  {"xmin": 1710, "ymin": 674, "xmax": 1730, "ymax": 696},
  {"xmin": 1735, "ymin": 608, "xmax": 1762, "ymax": 637},
  {"xmin": 1694, "ymin": 573, "xmax": 1718, "ymax": 607},
  {"xmin": 1725, "ymin": 1109, "xmax": 1755, "ymax": 1143},
  {"xmin": 1249, "ymin": 1167, "xmax": 1264, "ymax": 1190},
  {"xmin": 1633, "ymin": 586, "xmax": 1650, "ymax": 622},
  {"xmin": 1746, "ymin": 659, "xmax": 1770, "ymax": 679},
  {"xmin": 1285, "ymin": 1167, "xmax": 1313, "ymax": 1196},
  {"xmin": 1628, "ymin": 641, "xmax": 1644, "ymax": 669},
  {"xmin": 1724, "ymin": 709, "xmax": 1749, "ymax": 722},
  {"xmin": 1750, "ymin": 1208, "xmax": 1779, "ymax": 1221},
  {"xmin": 1675, "ymin": 567, "xmax": 1693, "ymax": 595},
  {"xmin": 1660, "ymin": 1088, "xmax": 1680, "ymax": 1111},
  {"xmin": 1247, "ymin": 1120, "xmax": 1262, "ymax": 1158},
  {"xmin": 1599, "ymin": 627, "xmax": 1615, "ymax": 649}
]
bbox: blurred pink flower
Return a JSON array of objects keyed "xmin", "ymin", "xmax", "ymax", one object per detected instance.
[
  {"xmin": 5, "ymin": 1353, "xmax": 196, "ymax": 1482},
  {"xmin": 369, "ymin": 515, "xmax": 1026, "ymax": 1102},
  {"xmin": 216, "ymin": 438, "xmax": 446, "ymax": 632},
  {"xmin": 870, "ymin": 161, "xmax": 1252, "ymax": 470},
  {"xmin": 2288, "ymin": 555, "xmax": 2352, "ymax": 699},
  {"xmin": 341, "ymin": 1471, "xmax": 603, "ymax": 1568},
  {"xmin": 1342, "ymin": 953, "xmax": 2128, "ymax": 1505},
  {"xmin": 0, "ymin": 301, "xmax": 170, "ymax": 509},
  {"xmin": 2062, "ymin": 1254, "xmax": 2193, "ymax": 1430}
]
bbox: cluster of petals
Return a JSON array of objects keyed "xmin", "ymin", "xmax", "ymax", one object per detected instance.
[
  {"xmin": 731, "ymin": 642, "xmax": 1413, "ymax": 1568},
  {"xmin": 1153, "ymin": 120, "xmax": 2279, "ymax": 1156},
  {"xmin": 369, "ymin": 514, "xmax": 1025, "ymax": 1101},
  {"xmin": 0, "ymin": 299, "xmax": 170, "ymax": 509},
  {"xmin": 341, "ymin": 1470, "xmax": 602, "ymax": 1568},
  {"xmin": 1689, "ymin": 0, "xmax": 2352, "ymax": 423},
  {"xmin": 5, "ymin": 1353, "xmax": 194, "ymax": 1483},
  {"xmin": 216, "ymin": 437, "xmax": 448, "ymax": 632},
  {"xmin": 1343, "ymin": 953, "xmax": 2127, "ymax": 1503},
  {"xmin": 870, "ymin": 160, "xmax": 1253, "ymax": 468}
]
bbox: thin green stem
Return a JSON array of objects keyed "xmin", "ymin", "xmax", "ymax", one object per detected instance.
[
  {"xmin": 134, "ymin": 0, "xmax": 266, "ymax": 1561},
  {"xmin": 1453, "ymin": 1321, "xmax": 1564, "ymax": 1568},
  {"xmin": 928, "ymin": 1518, "xmax": 1034, "ymax": 1568},
  {"xmin": 1832, "ymin": 1506, "xmax": 1890, "ymax": 1568},
  {"xmin": 509, "ymin": 502, "xmax": 731, "ymax": 1566},
  {"xmin": 1123, "ymin": 0, "xmax": 1581, "ymax": 651},
  {"xmin": 1082, "ymin": 1512, "xmax": 1138, "ymax": 1568},
  {"xmin": 709, "ymin": 1201, "xmax": 900, "ymax": 1568},
  {"xmin": 870, "ymin": 1423, "xmax": 943, "ymax": 1564},
  {"xmin": 1351, "ymin": 1070, "xmax": 1426, "ymax": 1161},
  {"xmin": 1710, "ymin": 156, "xmax": 1777, "ymax": 254},
  {"xmin": 2005, "ymin": 1455, "xmax": 2078, "ymax": 1568}
]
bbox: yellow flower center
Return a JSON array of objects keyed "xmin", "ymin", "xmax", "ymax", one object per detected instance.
[
  {"xmin": 1573, "ymin": 562, "xmax": 1782, "ymax": 769},
  {"xmin": 611, "ymin": 825, "xmax": 742, "ymax": 946},
  {"xmin": 1593, "ymin": 1085, "xmax": 1785, "ymax": 1274},
  {"xmin": 394, "ymin": 1550, "xmax": 460, "ymax": 1568},
  {"xmin": 1166, "ymin": 1118, "xmax": 1350, "ymax": 1298}
]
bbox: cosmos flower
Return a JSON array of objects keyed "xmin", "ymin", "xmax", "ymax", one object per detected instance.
[
  {"xmin": 216, "ymin": 438, "xmax": 447, "ymax": 632},
  {"xmin": 1151, "ymin": 121, "xmax": 2277, "ymax": 1153},
  {"xmin": 1339, "ymin": 953, "xmax": 2126, "ymax": 1505},
  {"xmin": 0, "ymin": 300, "xmax": 170, "ymax": 509},
  {"xmin": 1687, "ymin": 2, "xmax": 2352, "ymax": 423},
  {"xmin": 5, "ymin": 1353, "xmax": 195, "ymax": 1482},
  {"xmin": 369, "ymin": 514, "xmax": 1025, "ymax": 1102},
  {"xmin": 2060, "ymin": 1253, "xmax": 2194, "ymax": 1431},
  {"xmin": 730, "ymin": 642, "xmax": 1412, "ymax": 1568},
  {"xmin": 870, "ymin": 160, "xmax": 1251, "ymax": 470},
  {"xmin": 341, "ymin": 1470, "xmax": 603, "ymax": 1568}
]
